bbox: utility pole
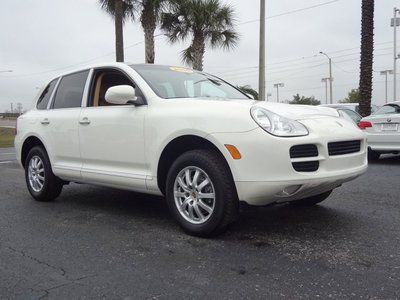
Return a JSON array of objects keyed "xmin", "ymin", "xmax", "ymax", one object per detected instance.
[
  {"xmin": 321, "ymin": 78, "xmax": 329, "ymax": 104},
  {"xmin": 10, "ymin": 103, "xmax": 13, "ymax": 114},
  {"xmin": 391, "ymin": 8, "xmax": 400, "ymax": 102},
  {"xmin": 258, "ymin": 0, "xmax": 266, "ymax": 101},
  {"xmin": 273, "ymin": 83, "xmax": 284, "ymax": 102},
  {"xmin": 319, "ymin": 51, "xmax": 333, "ymax": 104},
  {"xmin": 380, "ymin": 70, "xmax": 393, "ymax": 103}
]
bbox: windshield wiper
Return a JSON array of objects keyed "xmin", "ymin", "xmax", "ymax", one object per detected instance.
[{"xmin": 194, "ymin": 77, "xmax": 222, "ymax": 86}]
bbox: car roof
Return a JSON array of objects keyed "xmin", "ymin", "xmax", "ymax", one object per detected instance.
[
  {"xmin": 321, "ymin": 103, "xmax": 357, "ymax": 107},
  {"xmin": 47, "ymin": 63, "xmax": 191, "ymax": 81},
  {"xmin": 383, "ymin": 101, "xmax": 400, "ymax": 105}
]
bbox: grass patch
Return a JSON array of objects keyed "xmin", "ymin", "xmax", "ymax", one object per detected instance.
[{"xmin": 0, "ymin": 127, "xmax": 15, "ymax": 148}]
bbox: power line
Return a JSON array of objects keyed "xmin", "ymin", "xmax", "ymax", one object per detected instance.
[
  {"xmin": 0, "ymin": 35, "xmax": 164, "ymax": 79},
  {"xmin": 1, "ymin": 1, "xmax": 343, "ymax": 79},
  {"xmin": 238, "ymin": 0, "xmax": 341, "ymax": 25},
  {"xmin": 218, "ymin": 51, "xmax": 394, "ymax": 80}
]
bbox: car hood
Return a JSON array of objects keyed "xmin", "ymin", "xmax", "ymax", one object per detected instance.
[
  {"xmin": 249, "ymin": 101, "xmax": 339, "ymax": 120},
  {"xmin": 153, "ymin": 98, "xmax": 358, "ymax": 134},
  {"xmin": 168, "ymin": 98, "xmax": 339, "ymax": 120}
]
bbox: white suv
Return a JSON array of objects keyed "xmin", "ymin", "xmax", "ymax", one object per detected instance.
[{"xmin": 15, "ymin": 63, "xmax": 367, "ymax": 236}]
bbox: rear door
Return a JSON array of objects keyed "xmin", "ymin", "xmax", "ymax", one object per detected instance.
[{"xmin": 42, "ymin": 70, "xmax": 90, "ymax": 181}]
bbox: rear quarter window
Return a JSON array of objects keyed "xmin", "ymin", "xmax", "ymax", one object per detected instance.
[
  {"xmin": 52, "ymin": 70, "xmax": 89, "ymax": 109},
  {"xmin": 37, "ymin": 78, "xmax": 58, "ymax": 110}
]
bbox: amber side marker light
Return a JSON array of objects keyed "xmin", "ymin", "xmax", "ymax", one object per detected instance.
[{"xmin": 225, "ymin": 144, "xmax": 242, "ymax": 159}]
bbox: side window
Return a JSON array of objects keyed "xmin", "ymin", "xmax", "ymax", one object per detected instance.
[
  {"xmin": 89, "ymin": 69, "xmax": 144, "ymax": 107},
  {"xmin": 52, "ymin": 70, "xmax": 89, "ymax": 109},
  {"xmin": 37, "ymin": 78, "xmax": 58, "ymax": 110}
]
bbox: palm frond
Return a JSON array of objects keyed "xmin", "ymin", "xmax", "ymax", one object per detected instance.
[
  {"xmin": 98, "ymin": 0, "xmax": 137, "ymax": 22},
  {"xmin": 181, "ymin": 45, "xmax": 195, "ymax": 66}
]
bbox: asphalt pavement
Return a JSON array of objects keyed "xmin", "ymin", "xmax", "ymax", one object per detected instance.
[
  {"xmin": 0, "ymin": 147, "xmax": 16, "ymax": 164},
  {"xmin": 0, "ymin": 152, "xmax": 399, "ymax": 299}
]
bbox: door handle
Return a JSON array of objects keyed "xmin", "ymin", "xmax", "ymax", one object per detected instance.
[
  {"xmin": 79, "ymin": 117, "xmax": 91, "ymax": 125},
  {"xmin": 40, "ymin": 118, "xmax": 50, "ymax": 125}
]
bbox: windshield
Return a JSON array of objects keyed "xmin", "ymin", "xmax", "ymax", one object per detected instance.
[
  {"xmin": 132, "ymin": 65, "xmax": 249, "ymax": 100},
  {"xmin": 373, "ymin": 104, "xmax": 400, "ymax": 115}
]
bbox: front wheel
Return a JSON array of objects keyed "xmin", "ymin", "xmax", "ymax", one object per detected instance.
[
  {"xmin": 25, "ymin": 146, "xmax": 63, "ymax": 202},
  {"xmin": 165, "ymin": 150, "xmax": 238, "ymax": 237},
  {"xmin": 290, "ymin": 190, "xmax": 332, "ymax": 207}
]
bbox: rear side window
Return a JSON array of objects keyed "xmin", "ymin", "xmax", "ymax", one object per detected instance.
[
  {"xmin": 37, "ymin": 78, "xmax": 58, "ymax": 110},
  {"xmin": 52, "ymin": 71, "xmax": 89, "ymax": 109}
]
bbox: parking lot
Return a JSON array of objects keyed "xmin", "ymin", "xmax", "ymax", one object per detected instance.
[{"xmin": 0, "ymin": 147, "xmax": 399, "ymax": 299}]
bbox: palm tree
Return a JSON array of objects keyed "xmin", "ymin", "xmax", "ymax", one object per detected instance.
[
  {"xmin": 358, "ymin": 0, "xmax": 375, "ymax": 117},
  {"xmin": 237, "ymin": 85, "xmax": 259, "ymax": 100},
  {"xmin": 99, "ymin": 0, "xmax": 134, "ymax": 62},
  {"xmin": 161, "ymin": 0, "xmax": 239, "ymax": 71},
  {"xmin": 139, "ymin": 0, "xmax": 166, "ymax": 64}
]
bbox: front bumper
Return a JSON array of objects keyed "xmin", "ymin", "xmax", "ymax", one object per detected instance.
[{"xmin": 209, "ymin": 121, "xmax": 367, "ymax": 206}]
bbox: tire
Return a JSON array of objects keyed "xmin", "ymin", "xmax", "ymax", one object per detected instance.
[
  {"xmin": 290, "ymin": 190, "xmax": 332, "ymax": 207},
  {"xmin": 24, "ymin": 146, "xmax": 63, "ymax": 202},
  {"xmin": 368, "ymin": 149, "xmax": 380, "ymax": 161},
  {"xmin": 165, "ymin": 149, "xmax": 238, "ymax": 237}
]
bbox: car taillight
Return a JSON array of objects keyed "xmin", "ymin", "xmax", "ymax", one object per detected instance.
[{"xmin": 358, "ymin": 121, "xmax": 372, "ymax": 129}]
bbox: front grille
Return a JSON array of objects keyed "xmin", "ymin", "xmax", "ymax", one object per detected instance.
[
  {"xmin": 290, "ymin": 144, "xmax": 318, "ymax": 158},
  {"xmin": 328, "ymin": 140, "xmax": 361, "ymax": 156},
  {"xmin": 292, "ymin": 161, "xmax": 319, "ymax": 172}
]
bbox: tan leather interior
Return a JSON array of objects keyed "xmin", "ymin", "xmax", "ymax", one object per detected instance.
[
  {"xmin": 90, "ymin": 70, "xmax": 135, "ymax": 107},
  {"xmin": 93, "ymin": 73, "xmax": 105, "ymax": 107}
]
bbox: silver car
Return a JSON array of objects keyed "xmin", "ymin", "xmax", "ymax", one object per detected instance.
[{"xmin": 359, "ymin": 102, "xmax": 400, "ymax": 160}]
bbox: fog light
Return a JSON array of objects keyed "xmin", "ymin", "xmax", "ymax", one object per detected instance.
[{"xmin": 276, "ymin": 185, "xmax": 302, "ymax": 197}]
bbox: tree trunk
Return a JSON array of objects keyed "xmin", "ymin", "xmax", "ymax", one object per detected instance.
[
  {"xmin": 191, "ymin": 32, "xmax": 205, "ymax": 71},
  {"xmin": 358, "ymin": 0, "xmax": 374, "ymax": 117},
  {"xmin": 141, "ymin": 5, "xmax": 156, "ymax": 64},
  {"xmin": 115, "ymin": 0, "xmax": 124, "ymax": 62}
]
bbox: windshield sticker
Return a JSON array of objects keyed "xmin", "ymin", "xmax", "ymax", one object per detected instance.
[{"xmin": 169, "ymin": 66, "xmax": 194, "ymax": 73}]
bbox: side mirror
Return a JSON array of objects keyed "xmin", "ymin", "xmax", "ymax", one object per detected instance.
[{"xmin": 105, "ymin": 85, "xmax": 138, "ymax": 105}]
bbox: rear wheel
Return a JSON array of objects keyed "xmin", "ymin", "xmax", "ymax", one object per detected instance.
[
  {"xmin": 368, "ymin": 149, "xmax": 380, "ymax": 161},
  {"xmin": 25, "ymin": 146, "xmax": 63, "ymax": 202},
  {"xmin": 165, "ymin": 150, "xmax": 238, "ymax": 237},
  {"xmin": 290, "ymin": 190, "xmax": 332, "ymax": 207}
]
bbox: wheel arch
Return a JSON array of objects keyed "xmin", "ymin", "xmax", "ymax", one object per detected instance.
[
  {"xmin": 21, "ymin": 135, "xmax": 48, "ymax": 169},
  {"xmin": 156, "ymin": 134, "xmax": 235, "ymax": 195}
]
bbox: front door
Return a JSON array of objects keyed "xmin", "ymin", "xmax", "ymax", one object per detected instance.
[{"xmin": 78, "ymin": 68, "xmax": 147, "ymax": 191}]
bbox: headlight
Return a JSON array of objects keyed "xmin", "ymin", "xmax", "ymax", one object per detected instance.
[{"xmin": 250, "ymin": 107, "xmax": 309, "ymax": 137}]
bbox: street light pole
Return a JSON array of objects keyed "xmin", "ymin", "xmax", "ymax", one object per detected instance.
[
  {"xmin": 321, "ymin": 78, "xmax": 329, "ymax": 104},
  {"xmin": 258, "ymin": 0, "xmax": 266, "ymax": 101},
  {"xmin": 380, "ymin": 70, "xmax": 393, "ymax": 103},
  {"xmin": 273, "ymin": 83, "xmax": 284, "ymax": 102},
  {"xmin": 391, "ymin": 8, "xmax": 400, "ymax": 102},
  {"xmin": 319, "ymin": 51, "xmax": 333, "ymax": 104}
]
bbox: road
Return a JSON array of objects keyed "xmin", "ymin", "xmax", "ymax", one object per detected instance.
[
  {"xmin": 0, "ymin": 152, "xmax": 399, "ymax": 299},
  {"xmin": 0, "ymin": 119, "xmax": 17, "ymax": 128},
  {"xmin": 0, "ymin": 147, "xmax": 16, "ymax": 164}
]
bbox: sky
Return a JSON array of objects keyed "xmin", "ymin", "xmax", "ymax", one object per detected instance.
[{"xmin": 0, "ymin": 0, "xmax": 399, "ymax": 112}]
